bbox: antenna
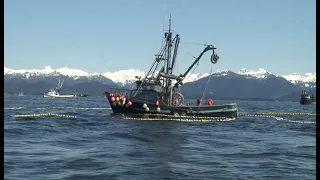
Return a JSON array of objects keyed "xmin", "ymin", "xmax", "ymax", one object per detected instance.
[{"xmin": 168, "ymin": 13, "xmax": 171, "ymax": 33}]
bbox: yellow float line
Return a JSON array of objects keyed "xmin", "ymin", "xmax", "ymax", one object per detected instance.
[
  {"xmin": 114, "ymin": 113, "xmax": 236, "ymax": 119},
  {"xmin": 5, "ymin": 106, "xmax": 110, "ymax": 110},
  {"xmin": 4, "ymin": 107, "xmax": 316, "ymax": 117},
  {"xmin": 12, "ymin": 113, "xmax": 77, "ymax": 118},
  {"xmin": 238, "ymin": 112, "xmax": 316, "ymax": 116},
  {"xmin": 112, "ymin": 113, "xmax": 237, "ymax": 122},
  {"xmin": 4, "ymin": 107, "xmax": 26, "ymax": 110},
  {"xmin": 240, "ymin": 114, "xmax": 316, "ymax": 124},
  {"xmin": 35, "ymin": 107, "xmax": 109, "ymax": 110},
  {"xmin": 119, "ymin": 117, "xmax": 236, "ymax": 122}
]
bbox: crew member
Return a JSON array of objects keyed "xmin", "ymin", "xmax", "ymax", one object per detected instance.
[
  {"xmin": 207, "ymin": 97, "xmax": 213, "ymax": 106},
  {"xmin": 197, "ymin": 98, "xmax": 202, "ymax": 106}
]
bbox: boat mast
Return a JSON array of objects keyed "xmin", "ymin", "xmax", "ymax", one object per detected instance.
[
  {"xmin": 164, "ymin": 14, "xmax": 174, "ymax": 105},
  {"xmin": 166, "ymin": 14, "xmax": 172, "ymax": 76},
  {"xmin": 160, "ymin": 14, "xmax": 181, "ymax": 105},
  {"xmin": 134, "ymin": 14, "xmax": 181, "ymax": 105},
  {"xmin": 165, "ymin": 14, "xmax": 172, "ymax": 90}
]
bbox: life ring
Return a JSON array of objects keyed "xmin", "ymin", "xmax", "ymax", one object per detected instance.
[{"xmin": 211, "ymin": 53, "xmax": 219, "ymax": 64}]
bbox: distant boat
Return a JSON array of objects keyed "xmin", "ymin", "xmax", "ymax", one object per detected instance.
[
  {"xmin": 18, "ymin": 89, "xmax": 24, "ymax": 96},
  {"xmin": 300, "ymin": 90, "xmax": 313, "ymax": 105},
  {"xmin": 44, "ymin": 79, "xmax": 75, "ymax": 98},
  {"xmin": 79, "ymin": 93, "xmax": 88, "ymax": 97}
]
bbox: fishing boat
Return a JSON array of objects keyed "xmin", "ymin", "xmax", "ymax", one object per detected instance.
[
  {"xmin": 300, "ymin": 89, "xmax": 314, "ymax": 105},
  {"xmin": 79, "ymin": 93, "xmax": 88, "ymax": 97},
  {"xmin": 104, "ymin": 15, "xmax": 238, "ymax": 119},
  {"xmin": 44, "ymin": 79, "xmax": 75, "ymax": 98},
  {"xmin": 18, "ymin": 89, "xmax": 24, "ymax": 96}
]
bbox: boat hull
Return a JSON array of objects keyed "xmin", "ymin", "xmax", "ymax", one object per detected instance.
[
  {"xmin": 300, "ymin": 98, "xmax": 313, "ymax": 105},
  {"xmin": 106, "ymin": 95, "xmax": 237, "ymax": 118},
  {"xmin": 44, "ymin": 94, "xmax": 75, "ymax": 98}
]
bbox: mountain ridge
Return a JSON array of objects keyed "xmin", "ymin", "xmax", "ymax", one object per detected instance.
[
  {"xmin": 4, "ymin": 66, "xmax": 316, "ymax": 87},
  {"xmin": 4, "ymin": 66, "xmax": 316, "ymax": 102}
]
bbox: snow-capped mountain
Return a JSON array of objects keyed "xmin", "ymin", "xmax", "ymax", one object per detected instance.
[
  {"xmin": 4, "ymin": 66, "xmax": 91, "ymax": 79},
  {"xmin": 183, "ymin": 70, "xmax": 232, "ymax": 82},
  {"xmin": 4, "ymin": 66, "xmax": 316, "ymax": 100},
  {"xmin": 238, "ymin": 68, "xmax": 272, "ymax": 79},
  {"xmin": 3, "ymin": 66, "xmax": 316, "ymax": 87},
  {"xmin": 282, "ymin": 73, "xmax": 316, "ymax": 85},
  {"xmin": 102, "ymin": 69, "xmax": 146, "ymax": 85}
]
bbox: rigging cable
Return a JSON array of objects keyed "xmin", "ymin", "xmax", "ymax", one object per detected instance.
[{"xmin": 200, "ymin": 64, "xmax": 214, "ymax": 101}]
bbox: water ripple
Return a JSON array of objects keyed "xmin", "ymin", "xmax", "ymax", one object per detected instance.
[{"xmin": 4, "ymin": 96, "xmax": 316, "ymax": 180}]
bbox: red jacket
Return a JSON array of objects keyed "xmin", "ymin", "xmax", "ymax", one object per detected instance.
[{"xmin": 197, "ymin": 98, "xmax": 202, "ymax": 106}]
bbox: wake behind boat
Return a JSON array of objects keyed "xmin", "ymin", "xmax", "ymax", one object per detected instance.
[
  {"xmin": 44, "ymin": 79, "xmax": 75, "ymax": 98},
  {"xmin": 104, "ymin": 15, "xmax": 238, "ymax": 119}
]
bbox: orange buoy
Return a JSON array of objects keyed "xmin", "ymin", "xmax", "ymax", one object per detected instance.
[
  {"xmin": 127, "ymin": 101, "xmax": 132, "ymax": 106},
  {"xmin": 110, "ymin": 96, "xmax": 115, "ymax": 102}
]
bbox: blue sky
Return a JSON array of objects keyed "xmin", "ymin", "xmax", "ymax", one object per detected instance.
[{"xmin": 4, "ymin": 0, "xmax": 316, "ymax": 75}]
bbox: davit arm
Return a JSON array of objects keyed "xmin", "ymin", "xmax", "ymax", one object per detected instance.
[{"xmin": 174, "ymin": 45, "xmax": 219, "ymax": 87}]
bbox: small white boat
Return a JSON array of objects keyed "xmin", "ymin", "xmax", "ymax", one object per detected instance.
[
  {"xmin": 18, "ymin": 89, "xmax": 25, "ymax": 96},
  {"xmin": 44, "ymin": 89, "xmax": 75, "ymax": 98},
  {"xmin": 44, "ymin": 79, "xmax": 75, "ymax": 98}
]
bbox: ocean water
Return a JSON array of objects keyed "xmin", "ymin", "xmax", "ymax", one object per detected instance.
[{"xmin": 4, "ymin": 95, "xmax": 316, "ymax": 180}]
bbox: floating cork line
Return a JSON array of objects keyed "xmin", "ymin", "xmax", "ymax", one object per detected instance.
[
  {"xmin": 6, "ymin": 106, "xmax": 316, "ymax": 123},
  {"xmin": 111, "ymin": 113, "xmax": 237, "ymax": 122},
  {"xmin": 120, "ymin": 116, "xmax": 236, "ymax": 122},
  {"xmin": 115, "ymin": 114, "xmax": 315, "ymax": 124},
  {"xmin": 4, "ymin": 106, "xmax": 316, "ymax": 117},
  {"xmin": 11, "ymin": 113, "xmax": 77, "ymax": 119},
  {"xmin": 272, "ymin": 116, "xmax": 316, "ymax": 124},
  {"xmin": 239, "ymin": 114, "xmax": 316, "ymax": 124},
  {"xmin": 5, "ymin": 106, "xmax": 111, "ymax": 110},
  {"xmin": 36, "ymin": 107, "xmax": 110, "ymax": 110},
  {"xmin": 238, "ymin": 112, "xmax": 316, "ymax": 116},
  {"xmin": 9, "ymin": 112, "xmax": 316, "ymax": 123},
  {"xmin": 111, "ymin": 112, "xmax": 316, "ymax": 123},
  {"xmin": 4, "ymin": 107, "xmax": 26, "ymax": 110}
]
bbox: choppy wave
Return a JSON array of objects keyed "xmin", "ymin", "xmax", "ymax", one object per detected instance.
[{"xmin": 4, "ymin": 96, "xmax": 316, "ymax": 180}]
